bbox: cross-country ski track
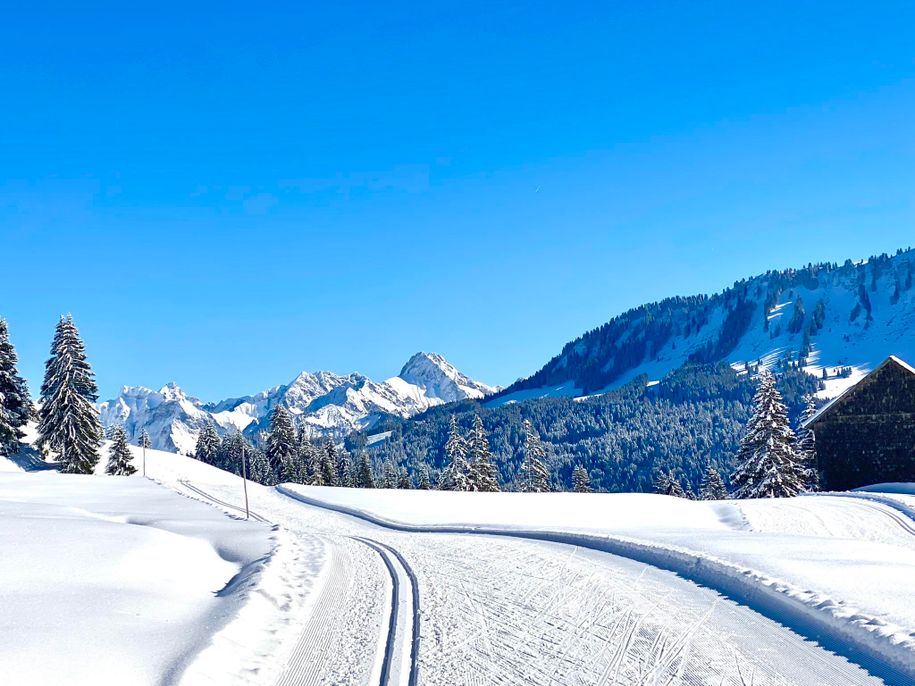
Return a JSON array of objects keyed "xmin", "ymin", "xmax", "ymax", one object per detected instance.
[{"xmin": 158, "ymin": 459, "xmax": 899, "ymax": 685}]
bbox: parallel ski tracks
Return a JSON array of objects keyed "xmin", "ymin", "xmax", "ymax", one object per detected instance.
[
  {"xmin": 351, "ymin": 536, "xmax": 421, "ymax": 686},
  {"xmin": 178, "ymin": 479, "xmax": 270, "ymax": 523},
  {"xmin": 177, "ymin": 479, "xmax": 420, "ymax": 686}
]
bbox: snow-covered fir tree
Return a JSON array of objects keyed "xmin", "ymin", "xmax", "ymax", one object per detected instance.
[
  {"xmin": 321, "ymin": 439, "xmax": 339, "ymax": 486},
  {"xmin": 417, "ymin": 464, "xmax": 431, "ymax": 490},
  {"xmin": 354, "ymin": 451, "xmax": 374, "ymax": 488},
  {"xmin": 37, "ymin": 315, "xmax": 103, "ymax": 474},
  {"xmin": 337, "ymin": 449, "xmax": 352, "ymax": 487},
  {"xmin": 654, "ymin": 469, "xmax": 687, "ymax": 497},
  {"xmin": 795, "ymin": 394, "xmax": 819, "ymax": 491},
  {"xmin": 194, "ymin": 421, "xmax": 220, "ymax": 464},
  {"xmin": 0, "ymin": 319, "xmax": 31, "ymax": 456},
  {"xmin": 106, "ymin": 425, "xmax": 136, "ymax": 476},
  {"xmin": 440, "ymin": 415, "xmax": 471, "ymax": 491},
  {"xmin": 699, "ymin": 464, "xmax": 727, "ymax": 500},
  {"xmin": 296, "ymin": 429, "xmax": 318, "ymax": 484},
  {"xmin": 731, "ymin": 370, "xmax": 805, "ymax": 499},
  {"xmin": 139, "ymin": 429, "xmax": 151, "ymax": 450},
  {"xmin": 468, "ymin": 414, "xmax": 500, "ymax": 492},
  {"xmin": 519, "ymin": 419, "xmax": 551, "ymax": 492},
  {"xmin": 381, "ymin": 459, "xmax": 397, "ymax": 488},
  {"xmin": 319, "ymin": 442, "xmax": 336, "ymax": 486},
  {"xmin": 572, "ymin": 464, "xmax": 591, "ymax": 493},
  {"xmin": 265, "ymin": 405, "xmax": 296, "ymax": 483},
  {"xmin": 397, "ymin": 467, "xmax": 411, "ymax": 489}
]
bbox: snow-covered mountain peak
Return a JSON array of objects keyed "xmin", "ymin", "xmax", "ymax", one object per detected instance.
[
  {"xmin": 101, "ymin": 352, "xmax": 497, "ymax": 453},
  {"xmin": 397, "ymin": 351, "xmax": 498, "ymax": 402}
]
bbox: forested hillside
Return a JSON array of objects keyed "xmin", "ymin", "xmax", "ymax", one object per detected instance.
[
  {"xmin": 494, "ymin": 248, "xmax": 915, "ymax": 401},
  {"xmin": 351, "ymin": 362, "xmax": 820, "ymax": 493}
]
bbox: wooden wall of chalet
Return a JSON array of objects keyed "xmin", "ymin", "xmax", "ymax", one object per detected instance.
[{"xmin": 813, "ymin": 361, "xmax": 915, "ymax": 491}]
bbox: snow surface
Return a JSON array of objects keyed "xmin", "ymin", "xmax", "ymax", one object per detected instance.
[
  {"xmin": 282, "ymin": 485, "xmax": 915, "ymax": 682},
  {"xmin": 0, "ymin": 471, "xmax": 290, "ymax": 685}
]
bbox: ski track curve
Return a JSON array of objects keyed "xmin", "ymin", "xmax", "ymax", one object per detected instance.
[
  {"xmin": 275, "ymin": 485, "xmax": 913, "ymax": 686},
  {"xmin": 819, "ymin": 492, "xmax": 915, "ymax": 537}
]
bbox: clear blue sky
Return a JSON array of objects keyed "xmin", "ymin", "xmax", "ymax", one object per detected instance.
[{"xmin": 2, "ymin": 1, "xmax": 914, "ymax": 401}]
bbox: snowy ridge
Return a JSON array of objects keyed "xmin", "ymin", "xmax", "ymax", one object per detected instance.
[
  {"xmin": 100, "ymin": 352, "xmax": 497, "ymax": 454},
  {"xmin": 492, "ymin": 248, "xmax": 915, "ymax": 406}
]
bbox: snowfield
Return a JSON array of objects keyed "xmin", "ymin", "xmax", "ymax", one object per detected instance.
[
  {"xmin": 0, "ymin": 471, "xmax": 311, "ymax": 685},
  {"xmin": 4, "ymin": 439, "xmax": 915, "ymax": 685}
]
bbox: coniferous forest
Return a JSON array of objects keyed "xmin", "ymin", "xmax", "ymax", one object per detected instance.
[{"xmin": 352, "ymin": 361, "xmax": 819, "ymax": 494}]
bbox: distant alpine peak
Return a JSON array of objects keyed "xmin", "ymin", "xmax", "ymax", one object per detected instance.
[
  {"xmin": 398, "ymin": 351, "xmax": 498, "ymax": 402},
  {"xmin": 100, "ymin": 350, "xmax": 498, "ymax": 454}
]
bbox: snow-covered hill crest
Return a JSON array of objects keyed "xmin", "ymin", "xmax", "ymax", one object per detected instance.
[
  {"xmin": 492, "ymin": 248, "xmax": 915, "ymax": 406},
  {"xmin": 100, "ymin": 352, "xmax": 496, "ymax": 454}
]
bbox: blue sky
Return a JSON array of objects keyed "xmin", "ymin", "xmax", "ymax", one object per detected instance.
[{"xmin": 2, "ymin": 2, "xmax": 914, "ymax": 400}]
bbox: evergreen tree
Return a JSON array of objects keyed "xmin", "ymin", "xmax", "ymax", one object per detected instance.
[
  {"xmin": 265, "ymin": 405, "xmax": 297, "ymax": 483},
  {"xmin": 337, "ymin": 449, "xmax": 352, "ymax": 487},
  {"xmin": 397, "ymin": 467, "xmax": 411, "ymax": 489},
  {"xmin": 296, "ymin": 429, "xmax": 318, "ymax": 484},
  {"xmin": 731, "ymin": 371, "xmax": 805, "ymax": 499},
  {"xmin": 572, "ymin": 464, "xmax": 591, "ymax": 493},
  {"xmin": 381, "ymin": 460, "xmax": 397, "ymax": 488},
  {"xmin": 417, "ymin": 464, "xmax": 432, "ymax": 490},
  {"xmin": 319, "ymin": 441, "xmax": 337, "ymax": 486},
  {"xmin": 795, "ymin": 395, "xmax": 819, "ymax": 491},
  {"xmin": 194, "ymin": 421, "xmax": 220, "ymax": 465},
  {"xmin": 519, "ymin": 419, "xmax": 551, "ymax": 492},
  {"xmin": 0, "ymin": 319, "xmax": 31, "ymax": 456},
  {"xmin": 354, "ymin": 451, "xmax": 374, "ymax": 488},
  {"xmin": 699, "ymin": 464, "xmax": 727, "ymax": 500},
  {"xmin": 467, "ymin": 415, "xmax": 500, "ymax": 492},
  {"xmin": 37, "ymin": 315, "xmax": 103, "ymax": 473},
  {"xmin": 654, "ymin": 469, "xmax": 686, "ymax": 497},
  {"xmin": 440, "ymin": 415, "xmax": 471, "ymax": 491},
  {"xmin": 106, "ymin": 425, "xmax": 136, "ymax": 476},
  {"xmin": 139, "ymin": 429, "xmax": 151, "ymax": 450}
]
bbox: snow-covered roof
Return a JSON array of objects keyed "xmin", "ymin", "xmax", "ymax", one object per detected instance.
[{"xmin": 804, "ymin": 355, "xmax": 915, "ymax": 428}]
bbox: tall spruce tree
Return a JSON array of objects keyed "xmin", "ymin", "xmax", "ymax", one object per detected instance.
[
  {"xmin": 440, "ymin": 415, "xmax": 471, "ymax": 491},
  {"xmin": 417, "ymin": 464, "xmax": 432, "ymax": 490},
  {"xmin": 296, "ymin": 429, "xmax": 318, "ymax": 484},
  {"xmin": 106, "ymin": 425, "xmax": 137, "ymax": 476},
  {"xmin": 319, "ymin": 440, "xmax": 337, "ymax": 486},
  {"xmin": 139, "ymin": 429, "xmax": 151, "ymax": 450},
  {"xmin": 699, "ymin": 464, "xmax": 727, "ymax": 500},
  {"xmin": 654, "ymin": 469, "xmax": 687, "ymax": 497},
  {"xmin": 468, "ymin": 415, "xmax": 500, "ymax": 492},
  {"xmin": 731, "ymin": 371, "xmax": 805, "ymax": 499},
  {"xmin": 265, "ymin": 405, "xmax": 297, "ymax": 483},
  {"xmin": 795, "ymin": 395, "xmax": 819, "ymax": 491},
  {"xmin": 194, "ymin": 422, "xmax": 220, "ymax": 464},
  {"xmin": 397, "ymin": 467, "xmax": 411, "ymax": 489},
  {"xmin": 519, "ymin": 419, "xmax": 551, "ymax": 492},
  {"xmin": 354, "ymin": 451, "xmax": 374, "ymax": 488},
  {"xmin": 572, "ymin": 464, "xmax": 591, "ymax": 493},
  {"xmin": 0, "ymin": 319, "xmax": 32, "ymax": 456},
  {"xmin": 37, "ymin": 315, "xmax": 103, "ymax": 473},
  {"xmin": 381, "ymin": 460, "xmax": 397, "ymax": 488}
]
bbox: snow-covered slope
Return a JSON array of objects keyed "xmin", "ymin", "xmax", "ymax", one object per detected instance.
[
  {"xmin": 100, "ymin": 352, "xmax": 497, "ymax": 454},
  {"xmin": 491, "ymin": 248, "xmax": 915, "ymax": 406}
]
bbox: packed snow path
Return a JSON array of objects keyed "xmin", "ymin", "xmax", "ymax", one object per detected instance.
[{"xmin": 153, "ymin": 472, "xmax": 888, "ymax": 683}]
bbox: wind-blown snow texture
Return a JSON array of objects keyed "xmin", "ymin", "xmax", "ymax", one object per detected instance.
[
  {"xmin": 100, "ymin": 352, "xmax": 498, "ymax": 454},
  {"xmin": 491, "ymin": 249, "xmax": 915, "ymax": 406}
]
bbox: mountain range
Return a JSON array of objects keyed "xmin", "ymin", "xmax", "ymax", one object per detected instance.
[
  {"xmin": 489, "ymin": 247, "xmax": 915, "ymax": 408},
  {"xmin": 100, "ymin": 352, "xmax": 498, "ymax": 454}
]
